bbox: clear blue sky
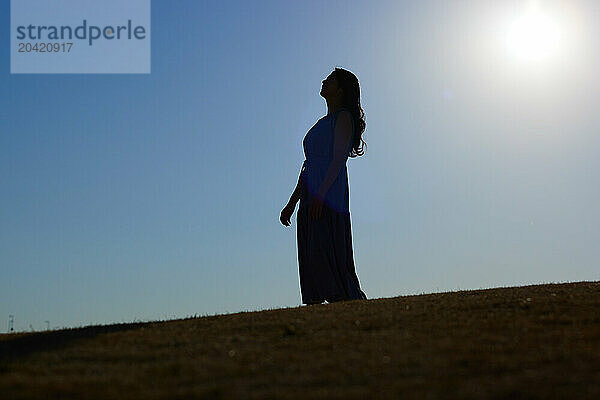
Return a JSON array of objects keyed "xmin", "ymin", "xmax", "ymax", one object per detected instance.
[{"xmin": 2, "ymin": 0, "xmax": 599, "ymax": 332}]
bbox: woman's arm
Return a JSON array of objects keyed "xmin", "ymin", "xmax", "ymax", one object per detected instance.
[
  {"xmin": 286, "ymin": 164, "xmax": 305, "ymax": 207},
  {"xmin": 316, "ymin": 111, "xmax": 353, "ymax": 200}
]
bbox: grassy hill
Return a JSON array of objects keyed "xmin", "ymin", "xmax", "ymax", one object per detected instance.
[{"xmin": 1, "ymin": 281, "xmax": 599, "ymax": 399}]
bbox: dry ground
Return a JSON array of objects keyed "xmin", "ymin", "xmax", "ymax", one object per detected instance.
[{"xmin": 1, "ymin": 281, "xmax": 599, "ymax": 399}]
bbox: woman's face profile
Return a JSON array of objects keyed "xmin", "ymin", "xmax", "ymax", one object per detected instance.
[{"xmin": 320, "ymin": 71, "xmax": 340, "ymax": 100}]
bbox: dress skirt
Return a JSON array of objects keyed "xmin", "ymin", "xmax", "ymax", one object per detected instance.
[{"xmin": 296, "ymin": 198, "xmax": 367, "ymax": 304}]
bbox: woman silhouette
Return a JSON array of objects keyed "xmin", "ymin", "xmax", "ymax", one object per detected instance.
[{"xmin": 280, "ymin": 67, "xmax": 368, "ymax": 305}]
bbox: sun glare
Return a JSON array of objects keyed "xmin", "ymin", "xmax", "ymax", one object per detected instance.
[{"xmin": 505, "ymin": 8, "xmax": 562, "ymax": 64}]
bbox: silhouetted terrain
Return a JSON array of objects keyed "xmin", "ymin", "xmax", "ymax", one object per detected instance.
[{"xmin": 1, "ymin": 281, "xmax": 599, "ymax": 399}]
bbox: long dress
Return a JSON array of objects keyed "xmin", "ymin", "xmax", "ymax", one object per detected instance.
[{"xmin": 296, "ymin": 108, "xmax": 368, "ymax": 304}]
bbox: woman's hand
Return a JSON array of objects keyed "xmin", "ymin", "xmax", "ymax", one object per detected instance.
[
  {"xmin": 280, "ymin": 202, "xmax": 296, "ymax": 226},
  {"xmin": 308, "ymin": 196, "xmax": 325, "ymax": 220}
]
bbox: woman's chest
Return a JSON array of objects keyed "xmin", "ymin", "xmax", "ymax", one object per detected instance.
[{"xmin": 303, "ymin": 118, "xmax": 333, "ymax": 156}]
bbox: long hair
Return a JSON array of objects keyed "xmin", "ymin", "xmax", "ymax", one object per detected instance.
[{"xmin": 334, "ymin": 67, "xmax": 367, "ymax": 158}]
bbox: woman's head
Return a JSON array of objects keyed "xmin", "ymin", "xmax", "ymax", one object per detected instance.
[{"xmin": 321, "ymin": 67, "xmax": 367, "ymax": 157}]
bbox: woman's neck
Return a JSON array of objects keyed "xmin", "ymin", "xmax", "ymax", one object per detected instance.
[
  {"xmin": 326, "ymin": 105, "xmax": 344, "ymax": 115},
  {"xmin": 326, "ymin": 97, "xmax": 345, "ymax": 115}
]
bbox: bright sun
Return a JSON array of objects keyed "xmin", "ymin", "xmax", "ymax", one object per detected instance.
[{"xmin": 505, "ymin": 7, "xmax": 562, "ymax": 64}]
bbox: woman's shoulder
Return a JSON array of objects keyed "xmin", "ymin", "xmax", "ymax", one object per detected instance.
[
  {"xmin": 332, "ymin": 108, "xmax": 353, "ymax": 122},
  {"xmin": 326, "ymin": 108, "xmax": 351, "ymax": 116},
  {"xmin": 332, "ymin": 108, "xmax": 354, "ymax": 129}
]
